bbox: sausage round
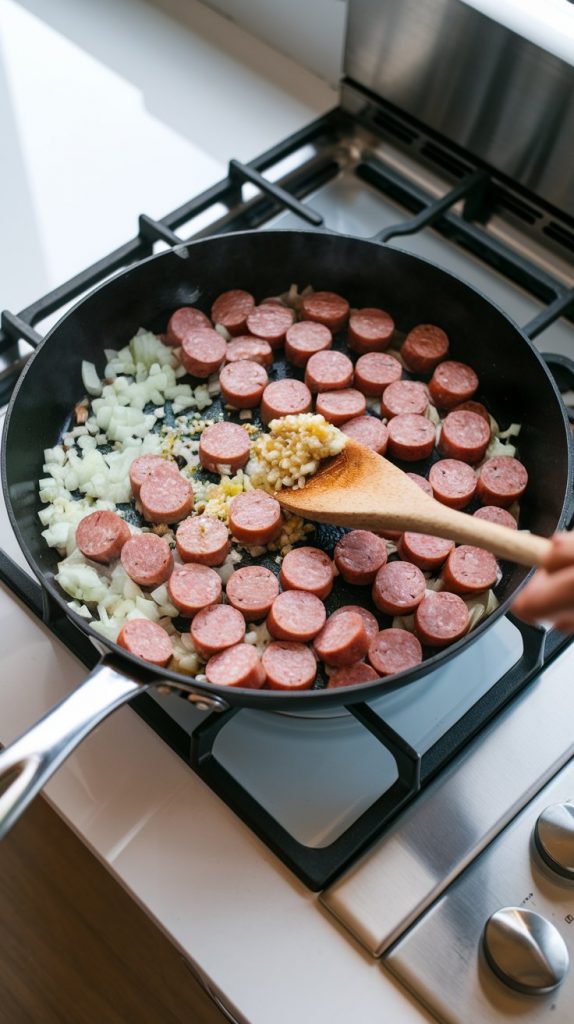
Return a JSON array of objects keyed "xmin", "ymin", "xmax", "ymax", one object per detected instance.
[
  {"xmin": 76, "ymin": 510, "xmax": 130, "ymax": 563},
  {"xmin": 140, "ymin": 466, "xmax": 194, "ymax": 524},
  {"xmin": 327, "ymin": 662, "xmax": 379, "ymax": 688},
  {"xmin": 117, "ymin": 619, "xmax": 173, "ymax": 667},
  {"xmin": 368, "ymin": 628, "xmax": 423, "ymax": 676},
  {"xmin": 305, "ymin": 350, "xmax": 354, "ymax": 393},
  {"xmin": 372, "ymin": 561, "xmax": 426, "ymax": 616},
  {"xmin": 315, "ymin": 389, "xmax": 366, "ymax": 426},
  {"xmin": 198, "ymin": 422, "xmax": 251, "ymax": 474},
  {"xmin": 225, "ymin": 565, "xmax": 279, "ymax": 620},
  {"xmin": 381, "ymin": 380, "xmax": 428, "ymax": 419},
  {"xmin": 334, "ymin": 530, "xmax": 387, "ymax": 585},
  {"xmin": 260, "ymin": 379, "xmax": 313, "ymax": 424},
  {"xmin": 262, "ymin": 641, "xmax": 317, "ymax": 691},
  {"xmin": 175, "ymin": 515, "xmax": 230, "ymax": 565},
  {"xmin": 387, "ymin": 414, "xmax": 435, "ymax": 461},
  {"xmin": 167, "ymin": 563, "xmax": 222, "ymax": 616},
  {"xmin": 354, "ymin": 352, "xmax": 402, "ymax": 396},
  {"xmin": 225, "ymin": 336, "xmax": 273, "ymax": 366},
  {"xmin": 429, "ymin": 361, "xmax": 478, "ymax": 409},
  {"xmin": 267, "ymin": 590, "xmax": 326, "ymax": 642},
  {"xmin": 219, "ymin": 360, "xmax": 268, "ymax": 409},
  {"xmin": 414, "ymin": 592, "xmax": 470, "ymax": 647},
  {"xmin": 453, "ymin": 400, "xmax": 490, "ymax": 424},
  {"xmin": 340, "ymin": 415, "xmax": 388, "ymax": 454},
  {"xmin": 121, "ymin": 533, "xmax": 174, "ymax": 588},
  {"xmin": 301, "ymin": 291, "xmax": 350, "ymax": 332},
  {"xmin": 246, "ymin": 305, "xmax": 294, "ymax": 348},
  {"xmin": 348, "ymin": 308, "xmax": 394, "ymax": 353},
  {"xmin": 331, "ymin": 605, "xmax": 380, "ymax": 644},
  {"xmin": 129, "ymin": 454, "xmax": 180, "ymax": 498},
  {"xmin": 429, "ymin": 459, "xmax": 477, "ymax": 509},
  {"xmin": 228, "ymin": 490, "xmax": 283, "ymax": 545},
  {"xmin": 280, "ymin": 546, "xmax": 334, "ymax": 600},
  {"xmin": 401, "ymin": 324, "xmax": 449, "ymax": 374},
  {"xmin": 439, "ymin": 410, "xmax": 490, "ymax": 464},
  {"xmin": 181, "ymin": 328, "xmax": 227, "ymax": 378},
  {"xmin": 473, "ymin": 505, "xmax": 517, "ymax": 529},
  {"xmin": 398, "ymin": 532, "xmax": 454, "ymax": 572},
  {"xmin": 211, "ymin": 289, "xmax": 255, "ymax": 335},
  {"xmin": 285, "ymin": 321, "xmax": 332, "ymax": 367},
  {"xmin": 406, "ymin": 472, "xmax": 433, "ymax": 497},
  {"xmin": 166, "ymin": 306, "xmax": 211, "ymax": 347},
  {"xmin": 191, "ymin": 604, "xmax": 246, "ymax": 657},
  {"xmin": 313, "ymin": 611, "xmax": 369, "ymax": 667},
  {"xmin": 206, "ymin": 643, "xmax": 266, "ymax": 689},
  {"xmin": 477, "ymin": 456, "xmax": 528, "ymax": 508},
  {"xmin": 442, "ymin": 545, "xmax": 498, "ymax": 594}
]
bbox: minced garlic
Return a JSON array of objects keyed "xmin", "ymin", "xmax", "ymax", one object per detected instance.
[{"xmin": 247, "ymin": 413, "xmax": 346, "ymax": 493}]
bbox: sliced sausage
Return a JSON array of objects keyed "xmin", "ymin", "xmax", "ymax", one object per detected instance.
[
  {"xmin": 167, "ymin": 563, "xmax": 222, "ymax": 617},
  {"xmin": 438, "ymin": 410, "xmax": 490, "ymax": 464},
  {"xmin": 181, "ymin": 327, "xmax": 227, "ymax": 378},
  {"xmin": 442, "ymin": 545, "xmax": 498, "ymax": 595},
  {"xmin": 381, "ymin": 380, "xmax": 428, "ymax": 419},
  {"xmin": 140, "ymin": 466, "xmax": 194, "ymax": 524},
  {"xmin": 206, "ymin": 643, "xmax": 266, "ymax": 689},
  {"xmin": 406, "ymin": 472, "xmax": 433, "ymax": 497},
  {"xmin": 219, "ymin": 360, "xmax": 268, "ymax": 409},
  {"xmin": 279, "ymin": 546, "xmax": 334, "ymax": 600},
  {"xmin": 348, "ymin": 308, "xmax": 394, "ymax": 353},
  {"xmin": 313, "ymin": 611, "xmax": 369, "ymax": 667},
  {"xmin": 387, "ymin": 414, "xmax": 435, "ymax": 461},
  {"xmin": 414, "ymin": 591, "xmax": 470, "ymax": 647},
  {"xmin": 117, "ymin": 619, "xmax": 173, "ymax": 667},
  {"xmin": 175, "ymin": 516, "xmax": 230, "ymax": 565},
  {"xmin": 340, "ymin": 415, "xmax": 388, "ymax": 455},
  {"xmin": 229, "ymin": 490, "xmax": 283, "ymax": 545},
  {"xmin": 334, "ymin": 530, "xmax": 387, "ymax": 585},
  {"xmin": 331, "ymin": 605, "xmax": 380, "ymax": 644},
  {"xmin": 260, "ymin": 379, "xmax": 312, "ymax": 424},
  {"xmin": 191, "ymin": 604, "xmax": 246, "ymax": 657},
  {"xmin": 199, "ymin": 422, "xmax": 251, "ymax": 474},
  {"xmin": 372, "ymin": 561, "xmax": 426, "ymax": 616},
  {"xmin": 165, "ymin": 306, "xmax": 211, "ymax": 347},
  {"xmin": 246, "ymin": 305, "xmax": 294, "ymax": 348},
  {"xmin": 129, "ymin": 454, "xmax": 180, "ymax": 498},
  {"xmin": 267, "ymin": 590, "xmax": 326, "ymax": 642},
  {"xmin": 262, "ymin": 641, "xmax": 317, "ymax": 691},
  {"xmin": 453, "ymin": 400, "xmax": 490, "ymax": 424},
  {"xmin": 121, "ymin": 533, "xmax": 173, "ymax": 588},
  {"xmin": 76, "ymin": 510, "xmax": 130, "ymax": 563},
  {"xmin": 225, "ymin": 565, "xmax": 279, "ymax": 620},
  {"xmin": 429, "ymin": 360, "xmax": 478, "ymax": 409},
  {"xmin": 225, "ymin": 336, "xmax": 273, "ymax": 366},
  {"xmin": 315, "ymin": 389, "xmax": 366, "ymax": 426},
  {"xmin": 301, "ymin": 291, "xmax": 350, "ymax": 332},
  {"xmin": 368, "ymin": 628, "xmax": 423, "ymax": 676},
  {"xmin": 305, "ymin": 350, "xmax": 354, "ymax": 393},
  {"xmin": 473, "ymin": 505, "xmax": 517, "ymax": 529},
  {"xmin": 354, "ymin": 352, "xmax": 402, "ymax": 396},
  {"xmin": 211, "ymin": 289, "xmax": 255, "ymax": 335},
  {"xmin": 398, "ymin": 532, "xmax": 454, "ymax": 572},
  {"xmin": 327, "ymin": 663, "xmax": 379, "ymax": 688},
  {"xmin": 429, "ymin": 459, "xmax": 477, "ymax": 509},
  {"xmin": 477, "ymin": 456, "xmax": 528, "ymax": 508},
  {"xmin": 401, "ymin": 324, "xmax": 449, "ymax": 374},
  {"xmin": 285, "ymin": 321, "xmax": 332, "ymax": 367}
]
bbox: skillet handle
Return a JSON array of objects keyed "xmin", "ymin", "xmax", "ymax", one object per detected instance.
[{"xmin": 0, "ymin": 655, "xmax": 142, "ymax": 840}]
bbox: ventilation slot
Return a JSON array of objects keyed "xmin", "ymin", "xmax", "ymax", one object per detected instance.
[
  {"xmin": 372, "ymin": 110, "xmax": 418, "ymax": 144},
  {"xmin": 420, "ymin": 142, "xmax": 470, "ymax": 179},
  {"xmin": 493, "ymin": 192, "xmax": 539, "ymax": 225},
  {"xmin": 543, "ymin": 222, "xmax": 574, "ymax": 255}
]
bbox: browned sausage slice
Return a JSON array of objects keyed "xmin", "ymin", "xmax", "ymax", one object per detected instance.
[
  {"xmin": 354, "ymin": 352, "xmax": 402, "ymax": 396},
  {"xmin": 406, "ymin": 472, "xmax": 433, "ymax": 497},
  {"xmin": 414, "ymin": 592, "xmax": 469, "ymax": 647},
  {"xmin": 225, "ymin": 336, "xmax": 273, "ymax": 366},
  {"xmin": 398, "ymin": 532, "xmax": 454, "ymax": 571},
  {"xmin": 279, "ymin": 546, "xmax": 334, "ymax": 599},
  {"xmin": 260, "ymin": 379, "xmax": 313, "ymax": 424},
  {"xmin": 327, "ymin": 662, "xmax": 379, "ymax": 688},
  {"xmin": 372, "ymin": 561, "xmax": 426, "ymax": 616},
  {"xmin": 262, "ymin": 641, "xmax": 317, "ymax": 690},
  {"xmin": 117, "ymin": 619, "xmax": 173, "ymax": 667},
  {"xmin": 181, "ymin": 328, "xmax": 227, "ymax": 378},
  {"xmin": 140, "ymin": 467, "xmax": 194, "ymax": 524},
  {"xmin": 429, "ymin": 360, "xmax": 478, "ymax": 409},
  {"xmin": 285, "ymin": 322, "xmax": 332, "ymax": 367},
  {"xmin": 452, "ymin": 400, "xmax": 490, "ymax": 423},
  {"xmin": 305, "ymin": 350, "xmax": 354, "ymax": 393},
  {"xmin": 381, "ymin": 380, "xmax": 428, "ymax": 419},
  {"xmin": 229, "ymin": 490, "xmax": 283, "ymax": 545},
  {"xmin": 76, "ymin": 510, "xmax": 130, "ymax": 563},
  {"xmin": 439, "ymin": 410, "xmax": 490, "ymax": 464},
  {"xmin": 387, "ymin": 414, "xmax": 435, "ymax": 461},
  {"xmin": 267, "ymin": 590, "xmax": 326, "ymax": 642},
  {"xmin": 442, "ymin": 545, "xmax": 498, "ymax": 594},
  {"xmin": 166, "ymin": 306, "xmax": 211, "ymax": 347},
  {"xmin": 401, "ymin": 324, "xmax": 449, "ymax": 374},
  {"xmin": 190, "ymin": 604, "xmax": 246, "ymax": 657},
  {"xmin": 167, "ymin": 563, "xmax": 222, "ymax": 616},
  {"xmin": 348, "ymin": 308, "xmax": 394, "ymax": 353},
  {"xmin": 129, "ymin": 454, "xmax": 180, "ymax": 498},
  {"xmin": 315, "ymin": 389, "xmax": 366, "ymax": 425},
  {"xmin": 331, "ymin": 605, "xmax": 380, "ymax": 644},
  {"xmin": 198, "ymin": 422, "xmax": 251, "ymax": 474},
  {"xmin": 121, "ymin": 533, "xmax": 174, "ymax": 587},
  {"xmin": 301, "ymin": 291, "xmax": 350, "ymax": 332},
  {"xmin": 429, "ymin": 459, "xmax": 477, "ymax": 509},
  {"xmin": 225, "ymin": 565, "xmax": 279, "ymax": 620},
  {"xmin": 334, "ymin": 530, "xmax": 387, "ymax": 585},
  {"xmin": 219, "ymin": 360, "xmax": 268, "ymax": 409},
  {"xmin": 477, "ymin": 456, "xmax": 528, "ymax": 508},
  {"xmin": 473, "ymin": 506, "xmax": 517, "ymax": 529},
  {"xmin": 246, "ymin": 305, "xmax": 294, "ymax": 348},
  {"xmin": 175, "ymin": 516, "xmax": 230, "ymax": 565},
  {"xmin": 313, "ymin": 611, "xmax": 369, "ymax": 667},
  {"xmin": 206, "ymin": 643, "xmax": 266, "ymax": 689},
  {"xmin": 368, "ymin": 628, "xmax": 422, "ymax": 676},
  {"xmin": 211, "ymin": 289, "xmax": 255, "ymax": 335},
  {"xmin": 340, "ymin": 416, "xmax": 388, "ymax": 454}
]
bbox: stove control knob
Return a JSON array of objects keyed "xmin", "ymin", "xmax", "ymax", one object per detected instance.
[
  {"xmin": 535, "ymin": 803, "xmax": 574, "ymax": 879},
  {"xmin": 483, "ymin": 908, "xmax": 568, "ymax": 994}
]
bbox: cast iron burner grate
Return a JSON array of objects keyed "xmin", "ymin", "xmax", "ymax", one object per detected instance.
[{"xmin": 1, "ymin": 100, "xmax": 574, "ymax": 889}]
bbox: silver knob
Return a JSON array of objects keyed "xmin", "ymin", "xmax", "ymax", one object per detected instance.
[
  {"xmin": 483, "ymin": 907, "xmax": 569, "ymax": 994},
  {"xmin": 535, "ymin": 803, "xmax": 574, "ymax": 879}
]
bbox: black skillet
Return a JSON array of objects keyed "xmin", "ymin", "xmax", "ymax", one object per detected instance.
[{"xmin": 0, "ymin": 230, "xmax": 571, "ymax": 835}]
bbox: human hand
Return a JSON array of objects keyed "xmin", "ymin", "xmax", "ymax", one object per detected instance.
[{"xmin": 512, "ymin": 531, "xmax": 574, "ymax": 631}]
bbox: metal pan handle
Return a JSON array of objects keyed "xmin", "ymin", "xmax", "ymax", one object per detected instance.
[{"xmin": 0, "ymin": 655, "xmax": 142, "ymax": 840}]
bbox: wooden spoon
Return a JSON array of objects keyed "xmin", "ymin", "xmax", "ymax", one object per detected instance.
[{"xmin": 277, "ymin": 440, "xmax": 551, "ymax": 567}]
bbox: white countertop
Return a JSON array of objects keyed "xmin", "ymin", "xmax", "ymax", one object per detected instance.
[{"xmin": 0, "ymin": 1, "xmax": 431, "ymax": 1021}]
